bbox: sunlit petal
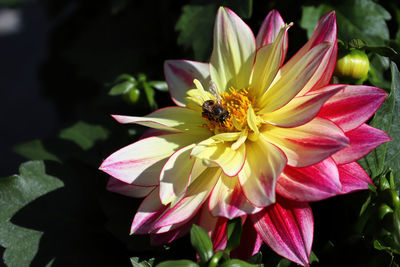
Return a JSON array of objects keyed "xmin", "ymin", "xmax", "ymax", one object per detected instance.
[
  {"xmin": 262, "ymin": 85, "xmax": 344, "ymax": 127},
  {"xmin": 258, "ymin": 43, "xmax": 331, "ymax": 113},
  {"xmin": 263, "ymin": 117, "xmax": 349, "ymax": 167},
  {"xmin": 153, "ymin": 168, "xmax": 221, "ymax": 229},
  {"xmin": 277, "ymin": 157, "xmax": 342, "ymax": 202},
  {"xmin": 100, "ymin": 133, "xmax": 201, "ymax": 186},
  {"xmin": 164, "ymin": 60, "xmax": 210, "ymax": 106},
  {"xmin": 159, "ymin": 144, "xmax": 196, "ymax": 205},
  {"xmin": 338, "ymin": 162, "xmax": 373, "ymax": 194},
  {"xmin": 332, "ymin": 124, "xmax": 391, "ymax": 164},
  {"xmin": 251, "ymin": 24, "xmax": 291, "ymax": 97},
  {"xmin": 238, "ymin": 135, "xmax": 286, "ymax": 207},
  {"xmin": 210, "ymin": 7, "xmax": 256, "ymax": 92},
  {"xmin": 209, "ymin": 174, "xmax": 260, "ymax": 219},
  {"xmin": 256, "ymin": 10, "xmax": 286, "ymax": 48},
  {"xmin": 318, "ymin": 85, "xmax": 387, "ymax": 132}
]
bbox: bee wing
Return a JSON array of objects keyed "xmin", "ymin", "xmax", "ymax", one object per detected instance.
[{"xmin": 208, "ymin": 81, "xmax": 221, "ymax": 103}]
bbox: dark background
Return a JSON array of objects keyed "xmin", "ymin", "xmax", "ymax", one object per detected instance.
[{"xmin": 1, "ymin": 0, "xmax": 399, "ymax": 266}]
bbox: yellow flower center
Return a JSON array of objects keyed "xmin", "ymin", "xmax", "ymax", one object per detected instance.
[{"xmin": 204, "ymin": 88, "xmax": 255, "ymax": 133}]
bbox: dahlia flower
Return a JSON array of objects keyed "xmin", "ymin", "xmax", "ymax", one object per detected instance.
[{"xmin": 100, "ymin": 7, "xmax": 390, "ymax": 266}]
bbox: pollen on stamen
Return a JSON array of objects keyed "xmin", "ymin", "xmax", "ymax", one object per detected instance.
[{"xmin": 202, "ymin": 87, "xmax": 254, "ymax": 133}]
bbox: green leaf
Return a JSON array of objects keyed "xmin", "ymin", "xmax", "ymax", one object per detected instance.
[
  {"xmin": 368, "ymin": 54, "xmax": 391, "ymax": 90},
  {"xmin": 219, "ymin": 259, "xmax": 259, "ymax": 267},
  {"xmin": 0, "ymin": 161, "xmax": 64, "ymax": 267},
  {"xmin": 176, "ymin": 4, "xmax": 216, "ymax": 61},
  {"xmin": 115, "ymin": 74, "xmax": 136, "ymax": 83},
  {"xmin": 365, "ymin": 46, "xmax": 400, "ymax": 65},
  {"xmin": 109, "ymin": 80, "xmax": 135, "ymax": 96},
  {"xmin": 381, "ymin": 62, "xmax": 400, "ymax": 189},
  {"xmin": 300, "ymin": 0, "xmax": 391, "ymax": 45},
  {"xmin": 175, "ymin": 1, "xmax": 252, "ymax": 62},
  {"xmin": 156, "ymin": 260, "xmax": 199, "ymax": 267},
  {"xmin": 142, "ymin": 82, "xmax": 157, "ymax": 110},
  {"xmin": 360, "ymin": 62, "xmax": 400, "ymax": 189},
  {"xmin": 225, "ymin": 218, "xmax": 243, "ymax": 253},
  {"xmin": 309, "ymin": 251, "xmax": 319, "ymax": 263},
  {"xmin": 373, "ymin": 239, "xmax": 388, "ymax": 251},
  {"xmin": 59, "ymin": 121, "xmax": 109, "ymax": 151},
  {"xmin": 13, "ymin": 139, "xmax": 61, "ymax": 163},
  {"xmin": 148, "ymin": 81, "xmax": 168, "ymax": 92},
  {"xmin": 300, "ymin": 5, "xmax": 331, "ymax": 39},
  {"xmin": 190, "ymin": 224, "xmax": 213, "ymax": 263}
]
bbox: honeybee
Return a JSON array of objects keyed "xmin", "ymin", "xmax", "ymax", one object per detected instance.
[{"xmin": 202, "ymin": 82, "xmax": 229, "ymax": 123}]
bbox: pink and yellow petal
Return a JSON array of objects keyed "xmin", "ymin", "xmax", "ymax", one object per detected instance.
[
  {"xmin": 210, "ymin": 7, "xmax": 256, "ymax": 92},
  {"xmin": 318, "ymin": 85, "xmax": 387, "ymax": 132},
  {"xmin": 258, "ymin": 43, "xmax": 331, "ymax": 113},
  {"xmin": 251, "ymin": 197, "xmax": 313, "ymax": 267},
  {"xmin": 251, "ymin": 24, "xmax": 291, "ymax": 98},
  {"xmin": 332, "ymin": 124, "xmax": 391, "ymax": 165},
  {"xmin": 238, "ymin": 135, "xmax": 287, "ymax": 207},
  {"xmin": 263, "ymin": 117, "xmax": 349, "ymax": 167},
  {"xmin": 153, "ymin": 168, "xmax": 221, "ymax": 230},
  {"xmin": 283, "ymin": 12, "xmax": 337, "ymax": 95},
  {"xmin": 130, "ymin": 187, "xmax": 168, "ymax": 234},
  {"xmin": 338, "ymin": 162, "xmax": 373, "ymax": 194},
  {"xmin": 198, "ymin": 204, "xmax": 228, "ymax": 251},
  {"xmin": 256, "ymin": 9, "xmax": 286, "ymax": 48},
  {"xmin": 106, "ymin": 177, "xmax": 155, "ymax": 198},
  {"xmin": 276, "ymin": 157, "xmax": 342, "ymax": 202},
  {"xmin": 191, "ymin": 141, "xmax": 247, "ymax": 177},
  {"xmin": 159, "ymin": 144, "xmax": 196, "ymax": 206},
  {"xmin": 99, "ymin": 133, "xmax": 200, "ymax": 186},
  {"xmin": 164, "ymin": 60, "xmax": 210, "ymax": 106},
  {"xmin": 112, "ymin": 107, "xmax": 211, "ymax": 136},
  {"xmin": 262, "ymin": 85, "xmax": 344, "ymax": 127},
  {"xmin": 209, "ymin": 174, "xmax": 260, "ymax": 219}
]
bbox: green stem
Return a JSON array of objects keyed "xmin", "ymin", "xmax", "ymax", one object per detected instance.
[{"xmin": 208, "ymin": 251, "xmax": 225, "ymax": 267}]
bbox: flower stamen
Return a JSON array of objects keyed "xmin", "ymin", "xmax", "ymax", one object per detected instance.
[{"xmin": 203, "ymin": 87, "xmax": 257, "ymax": 134}]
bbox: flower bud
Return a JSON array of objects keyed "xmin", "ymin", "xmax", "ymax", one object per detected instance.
[
  {"xmin": 123, "ymin": 88, "xmax": 141, "ymax": 104},
  {"xmin": 334, "ymin": 49, "xmax": 370, "ymax": 81}
]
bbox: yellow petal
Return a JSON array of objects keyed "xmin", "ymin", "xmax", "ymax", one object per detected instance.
[
  {"xmin": 159, "ymin": 144, "xmax": 196, "ymax": 205},
  {"xmin": 209, "ymin": 174, "xmax": 260, "ymax": 219},
  {"xmin": 113, "ymin": 106, "xmax": 211, "ymax": 136},
  {"xmin": 261, "ymin": 85, "xmax": 344, "ymax": 127},
  {"xmin": 192, "ymin": 141, "xmax": 246, "ymax": 177},
  {"xmin": 258, "ymin": 43, "xmax": 331, "ymax": 113},
  {"xmin": 262, "ymin": 117, "xmax": 349, "ymax": 167},
  {"xmin": 210, "ymin": 7, "xmax": 256, "ymax": 92},
  {"xmin": 247, "ymin": 105, "xmax": 259, "ymax": 136},
  {"xmin": 231, "ymin": 128, "xmax": 248, "ymax": 150},
  {"xmin": 238, "ymin": 134, "xmax": 286, "ymax": 207},
  {"xmin": 251, "ymin": 24, "xmax": 291, "ymax": 98}
]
